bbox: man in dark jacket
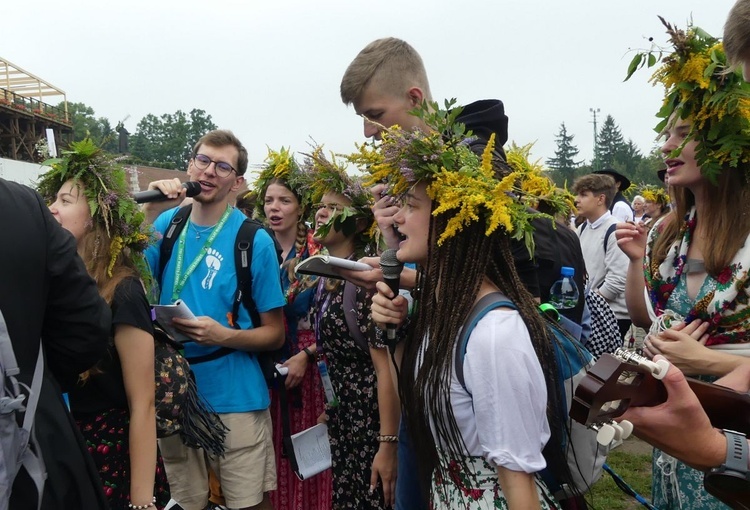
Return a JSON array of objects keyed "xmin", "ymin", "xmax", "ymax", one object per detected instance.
[{"xmin": 2, "ymin": 178, "xmax": 111, "ymax": 510}]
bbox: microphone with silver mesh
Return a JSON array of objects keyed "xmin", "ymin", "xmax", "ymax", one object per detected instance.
[
  {"xmin": 133, "ymin": 181, "xmax": 201, "ymax": 204},
  {"xmin": 379, "ymin": 249, "xmax": 404, "ymax": 341}
]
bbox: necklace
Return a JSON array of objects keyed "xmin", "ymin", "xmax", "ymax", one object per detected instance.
[{"xmin": 190, "ymin": 222, "xmax": 216, "ymax": 239}]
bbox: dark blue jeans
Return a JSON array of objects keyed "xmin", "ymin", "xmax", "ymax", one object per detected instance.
[{"xmin": 395, "ymin": 418, "xmax": 428, "ymax": 510}]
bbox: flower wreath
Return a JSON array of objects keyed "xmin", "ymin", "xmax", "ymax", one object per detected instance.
[
  {"xmin": 36, "ymin": 139, "xmax": 153, "ymax": 280},
  {"xmin": 625, "ymin": 17, "xmax": 750, "ymax": 183}
]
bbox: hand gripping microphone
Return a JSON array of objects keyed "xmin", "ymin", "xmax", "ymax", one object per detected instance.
[
  {"xmin": 379, "ymin": 249, "xmax": 404, "ymax": 342},
  {"xmin": 133, "ymin": 181, "xmax": 202, "ymax": 204}
]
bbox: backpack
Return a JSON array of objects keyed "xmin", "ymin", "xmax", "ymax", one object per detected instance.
[
  {"xmin": 151, "ymin": 324, "xmax": 227, "ymax": 457},
  {"xmin": 0, "ymin": 309, "xmax": 45, "ymax": 510},
  {"xmin": 454, "ymin": 293, "xmax": 608, "ymax": 498},
  {"xmin": 157, "ymin": 204, "xmax": 284, "ymax": 385}
]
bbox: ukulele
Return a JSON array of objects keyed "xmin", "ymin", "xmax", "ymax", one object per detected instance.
[{"xmin": 570, "ymin": 348, "xmax": 750, "ymax": 509}]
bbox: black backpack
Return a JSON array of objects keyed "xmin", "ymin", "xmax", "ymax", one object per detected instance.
[{"xmin": 157, "ymin": 204, "xmax": 284, "ymax": 385}]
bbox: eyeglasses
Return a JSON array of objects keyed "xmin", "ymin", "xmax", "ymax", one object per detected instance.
[
  {"xmin": 193, "ymin": 154, "xmax": 236, "ymax": 178},
  {"xmin": 313, "ymin": 202, "xmax": 344, "ymax": 213}
]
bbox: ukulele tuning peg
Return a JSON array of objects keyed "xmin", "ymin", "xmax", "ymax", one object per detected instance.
[
  {"xmin": 596, "ymin": 423, "xmax": 616, "ymax": 445},
  {"xmin": 618, "ymin": 419, "xmax": 634, "ymax": 440}
]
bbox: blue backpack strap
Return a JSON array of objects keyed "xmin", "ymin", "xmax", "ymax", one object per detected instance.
[{"xmin": 454, "ymin": 292, "xmax": 515, "ymax": 394}]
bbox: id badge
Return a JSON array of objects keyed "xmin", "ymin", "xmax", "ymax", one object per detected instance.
[{"xmin": 317, "ymin": 359, "xmax": 339, "ymax": 408}]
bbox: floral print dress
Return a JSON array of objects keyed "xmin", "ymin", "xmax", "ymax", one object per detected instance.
[
  {"xmin": 313, "ymin": 277, "xmax": 387, "ymax": 510},
  {"xmin": 431, "ymin": 455, "xmax": 560, "ymax": 510}
]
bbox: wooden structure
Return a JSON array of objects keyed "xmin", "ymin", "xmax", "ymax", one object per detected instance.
[{"xmin": 0, "ymin": 57, "xmax": 72, "ymax": 162}]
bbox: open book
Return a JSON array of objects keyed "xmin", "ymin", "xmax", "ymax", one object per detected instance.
[
  {"xmin": 294, "ymin": 255, "xmax": 372, "ymax": 279},
  {"xmin": 290, "ymin": 423, "xmax": 332, "ymax": 480},
  {"xmin": 152, "ymin": 300, "xmax": 196, "ymax": 343}
]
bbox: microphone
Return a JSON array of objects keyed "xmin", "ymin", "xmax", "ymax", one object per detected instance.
[
  {"xmin": 379, "ymin": 249, "xmax": 404, "ymax": 341},
  {"xmin": 133, "ymin": 181, "xmax": 201, "ymax": 204}
]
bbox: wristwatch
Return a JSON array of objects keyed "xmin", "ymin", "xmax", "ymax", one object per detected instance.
[{"xmin": 703, "ymin": 429, "xmax": 750, "ymax": 506}]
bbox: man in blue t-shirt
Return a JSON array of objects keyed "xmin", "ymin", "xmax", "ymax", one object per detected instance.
[{"xmin": 143, "ymin": 130, "xmax": 285, "ymax": 510}]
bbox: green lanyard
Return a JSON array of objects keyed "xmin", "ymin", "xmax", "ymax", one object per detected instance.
[{"xmin": 171, "ymin": 206, "xmax": 232, "ymax": 302}]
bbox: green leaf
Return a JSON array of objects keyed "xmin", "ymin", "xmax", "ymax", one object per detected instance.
[
  {"xmin": 625, "ymin": 53, "xmax": 644, "ymax": 81},
  {"xmin": 648, "ymin": 53, "xmax": 657, "ymax": 68}
]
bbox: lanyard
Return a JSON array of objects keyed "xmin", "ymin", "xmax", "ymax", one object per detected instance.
[{"xmin": 171, "ymin": 206, "xmax": 232, "ymax": 302}]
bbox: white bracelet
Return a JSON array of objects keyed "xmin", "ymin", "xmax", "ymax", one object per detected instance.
[{"xmin": 128, "ymin": 497, "xmax": 156, "ymax": 509}]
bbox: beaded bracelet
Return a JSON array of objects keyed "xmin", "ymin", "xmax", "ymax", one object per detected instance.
[
  {"xmin": 303, "ymin": 347, "xmax": 316, "ymax": 363},
  {"xmin": 376, "ymin": 434, "xmax": 399, "ymax": 443},
  {"xmin": 128, "ymin": 497, "xmax": 156, "ymax": 509}
]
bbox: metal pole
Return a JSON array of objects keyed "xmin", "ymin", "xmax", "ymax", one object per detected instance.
[{"xmin": 589, "ymin": 107, "xmax": 600, "ymax": 170}]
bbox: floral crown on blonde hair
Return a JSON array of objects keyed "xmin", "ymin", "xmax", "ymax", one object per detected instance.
[
  {"xmin": 347, "ymin": 100, "xmax": 550, "ymax": 251},
  {"xmin": 36, "ymin": 139, "xmax": 153, "ymax": 279},
  {"xmin": 625, "ymin": 17, "xmax": 750, "ymax": 183},
  {"xmin": 301, "ymin": 146, "xmax": 378, "ymax": 245},
  {"xmin": 639, "ymin": 184, "xmax": 670, "ymax": 206},
  {"xmin": 252, "ymin": 146, "xmax": 312, "ymax": 218}
]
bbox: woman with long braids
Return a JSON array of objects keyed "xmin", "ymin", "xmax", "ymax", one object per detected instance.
[
  {"xmin": 358, "ymin": 105, "xmax": 575, "ymax": 509},
  {"xmin": 304, "ymin": 148, "xmax": 399, "ymax": 510},
  {"xmin": 253, "ymin": 148, "xmax": 331, "ymax": 510},
  {"xmin": 37, "ymin": 140, "xmax": 170, "ymax": 509}
]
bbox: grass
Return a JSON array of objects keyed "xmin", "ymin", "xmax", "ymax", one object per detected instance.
[{"xmin": 586, "ymin": 442, "xmax": 653, "ymax": 510}]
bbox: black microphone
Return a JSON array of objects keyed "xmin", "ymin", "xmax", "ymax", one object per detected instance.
[
  {"xmin": 133, "ymin": 181, "xmax": 202, "ymax": 204},
  {"xmin": 379, "ymin": 249, "xmax": 404, "ymax": 342}
]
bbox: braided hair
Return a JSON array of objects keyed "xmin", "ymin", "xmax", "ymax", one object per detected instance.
[{"xmin": 399, "ymin": 203, "xmax": 576, "ymax": 503}]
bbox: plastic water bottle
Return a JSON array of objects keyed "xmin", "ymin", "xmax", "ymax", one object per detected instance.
[{"xmin": 549, "ymin": 266, "xmax": 579, "ymax": 310}]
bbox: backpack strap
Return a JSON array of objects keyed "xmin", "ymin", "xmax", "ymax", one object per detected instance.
[
  {"xmin": 232, "ymin": 218, "xmax": 262, "ymax": 330},
  {"xmin": 454, "ymin": 292, "xmax": 514, "ymax": 394},
  {"xmin": 158, "ymin": 204, "xmax": 192, "ymax": 284},
  {"xmin": 602, "ymin": 223, "xmax": 617, "ymax": 254},
  {"xmin": 343, "ymin": 281, "xmax": 370, "ymax": 353},
  {"xmin": 0, "ymin": 309, "xmax": 46, "ymax": 509}
]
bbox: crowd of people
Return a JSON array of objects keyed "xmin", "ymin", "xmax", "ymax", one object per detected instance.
[{"xmin": 6, "ymin": 1, "xmax": 750, "ymax": 509}]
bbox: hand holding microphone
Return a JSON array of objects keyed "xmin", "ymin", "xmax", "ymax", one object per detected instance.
[
  {"xmin": 378, "ymin": 249, "xmax": 404, "ymax": 342},
  {"xmin": 134, "ymin": 181, "xmax": 201, "ymax": 204}
]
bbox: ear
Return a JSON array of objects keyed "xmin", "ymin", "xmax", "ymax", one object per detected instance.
[
  {"xmin": 407, "ymin": 87, "xmax": 424, "ymax": 107},
  {"xmin": 231, "ymin": 176, "xmax": 245, "ymax": 193},
  {"xmin": 355, "ymin": 216, "xmax": 369, "ymax": 234}
]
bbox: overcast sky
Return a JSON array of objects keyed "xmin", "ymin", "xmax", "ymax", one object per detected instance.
[{"xmin": 3, "ymin": 0, "xmax": 732, "ymax": 179}]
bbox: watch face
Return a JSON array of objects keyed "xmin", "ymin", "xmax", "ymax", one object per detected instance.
[{"xmin": 704, "ymin": 471, "xmax": 750, "ymax": 508}]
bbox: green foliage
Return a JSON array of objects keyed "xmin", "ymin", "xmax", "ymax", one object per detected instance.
[
  {"xmin": 129, "ymin": 109, "xmax": 218, "ymax": 170},
  {"xmin": 546, "ymin": 123, "xmax": 582, "ymax": 186},
  {"xmin": 593, "ymin": 115, "xmax": 627, "ymax": 170},
  {"xmin": 60, "ymin": 101, "xmax": 118, "ymax": 152}
]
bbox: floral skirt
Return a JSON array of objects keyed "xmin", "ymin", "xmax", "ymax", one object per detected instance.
[
  {"xmin": 76, "ymin": 408, "xmax": 171, "ymax": 510},
  {"xmin": 431, "ymin": 453, "xmax": 560, "ymax": 510},
  {"xmin": 652, "ymin": 449, "xmax": 731, "ymax": 510}
]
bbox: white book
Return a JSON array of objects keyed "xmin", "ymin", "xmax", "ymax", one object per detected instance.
[
  {"xmin": 290, "ymin": 423, "xmax": 332, "ymax": 480},
  {"xmin": 151, "ymin": 299, "xmax": 197, "ymax": 343}
]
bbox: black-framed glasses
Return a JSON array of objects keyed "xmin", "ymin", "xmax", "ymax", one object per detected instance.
[{"xmin": 193, "ymin": 154, "xmax": 236, "ymax": 177}]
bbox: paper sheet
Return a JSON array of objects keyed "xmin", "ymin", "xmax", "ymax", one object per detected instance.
[
  {"xmin": 152, "ymin": 300, "xmax": 197, "ymax": 343},
  {"xmin": 291, "ymin": 423, "xmax": 332, "ymax": 480}
]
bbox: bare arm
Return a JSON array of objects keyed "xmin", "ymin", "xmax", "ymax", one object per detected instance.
[
  {"xmin": 496, "ymin": 467, "xmax": 542, "ymax": 510},
  {"xmin": 616, "ymin": 222, "xmax": 652, "ymax": 328},
  {"xmin": 369, "ymin": 345, "xmax": 400, "ymax": 507},
  {"xmin": 172, "ymin": 307, "xmax": 285, "ymax": 351},
  {"xmin": 115, "ymin": 324, "xmax": 157, "ymax": 507}
]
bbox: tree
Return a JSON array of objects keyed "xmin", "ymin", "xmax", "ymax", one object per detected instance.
[
  {"xmin": 129, "ymin": 109, "xmax": 218, "ymax": 169},
  {"xmin": 59, "ymin": 101, "xmax": 118, "ymax": 152},
  {"xmin": 546, "ymin": 123, "xmax": 583, "ymax": 186},
  {"xmin": 593, "ymin": 115, "xmax": 626, "ymax": 170}
]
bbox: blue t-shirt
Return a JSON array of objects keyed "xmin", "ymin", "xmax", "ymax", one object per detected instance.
[{"xmin": 145, "ymin": 206, "xmax": 285, "ymax": 412}]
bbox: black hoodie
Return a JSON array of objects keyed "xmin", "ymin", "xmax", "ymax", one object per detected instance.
[{"xmin": 455, "ymin": 99, "xmax": 585, "ymax": 323}]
